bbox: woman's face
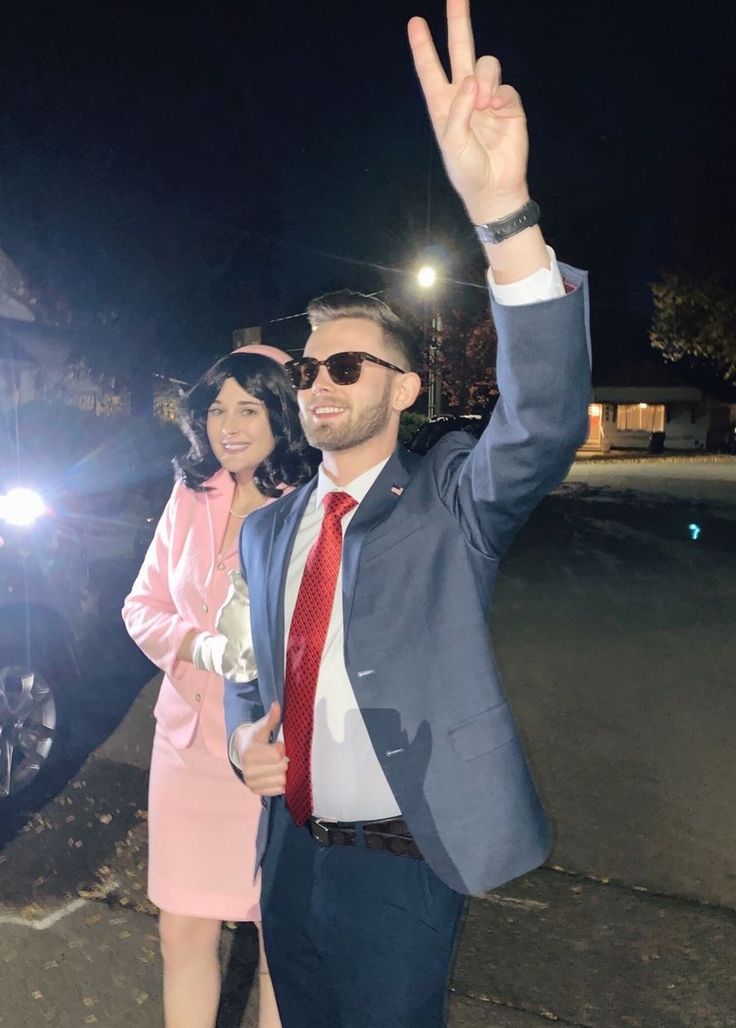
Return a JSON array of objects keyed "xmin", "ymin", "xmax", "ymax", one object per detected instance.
[{"xmin": 206, "ymin": 377, "xmax": 276, "ymax": 479}]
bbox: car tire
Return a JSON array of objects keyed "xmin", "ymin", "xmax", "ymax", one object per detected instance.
[{"xmin": 0, "ymin": 636, "xmax": 73, "ymax": 814}]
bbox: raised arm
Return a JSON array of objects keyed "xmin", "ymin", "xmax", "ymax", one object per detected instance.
[
  {"xmin": 410, "ymin": 0, "xmax": 591, "ymax": 557},
  {"xmin": 449, "ymin": 265, "xmax": 591, "ymax": 558}
]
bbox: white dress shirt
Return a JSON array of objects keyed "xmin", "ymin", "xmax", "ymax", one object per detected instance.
[
  {"xmin": 285, "ymin": 460, "xmax": 398, "ymax": 820},
  {"xmin": 488, "ymin": 245, "xmax": 565, "ymax": 306}
]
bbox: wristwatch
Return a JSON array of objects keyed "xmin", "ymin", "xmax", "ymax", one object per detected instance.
[{"xmin": 473, "ymin": 199, "xmax": 541, "ymax": 245}]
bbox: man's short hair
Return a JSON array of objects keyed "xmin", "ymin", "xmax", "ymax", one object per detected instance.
[{"xmin": 306, "ymin": 290, "xmax": 422, "ymax": 373}]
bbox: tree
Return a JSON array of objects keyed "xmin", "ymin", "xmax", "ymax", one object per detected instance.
[
  {"xmin": 650, "ymin": 272, "xmax": 736, "ymax": 382},
  {"xmin": 436, "ymin": 306, "xmax": 498, "ymax": 413}
]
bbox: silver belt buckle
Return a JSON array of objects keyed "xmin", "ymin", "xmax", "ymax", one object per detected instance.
[{"xmin": 310, "ymin": 817, "xmax": 331, "ymax": 846}]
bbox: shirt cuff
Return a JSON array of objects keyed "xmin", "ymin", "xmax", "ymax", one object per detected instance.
[
  {"xmin": 487, "ymin": 246, "xmax": 566, "ymax": 306},
  {"xmin": 228, "ymin": 723, "xmax": 253, "ymax": 769}
]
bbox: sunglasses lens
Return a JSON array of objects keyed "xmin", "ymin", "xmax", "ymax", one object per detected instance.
[
  {"xmin": 326, "ymin": 354, "xmax": 363, "ymax": 385},
  {"xmin": 287, "ymin": 359, "xmax": 316, "ymax": 389},
  {"xmin": 287, "ymin": 353, "xmax": 365, "ymax": 388}
]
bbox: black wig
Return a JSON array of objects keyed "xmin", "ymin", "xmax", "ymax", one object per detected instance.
[{"xmin": 174, "ymin": 352, "xmax": 317, "ymax": 495}]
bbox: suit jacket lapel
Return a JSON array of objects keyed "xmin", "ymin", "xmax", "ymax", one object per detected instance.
[
  {"xmin": 264, "ymin": 448, "xmax": 416, "ymax": 696},
  {"xmin": 341, "ymin": 448, "xmax": 413, "ymax": 634},
  {"xmin": 266, "ymin": 479, "xmax": 317, "ymax": 699}
]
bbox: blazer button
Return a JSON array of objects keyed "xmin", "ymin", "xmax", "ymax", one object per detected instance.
[
  {"xmin": 202, "ymin": 602, "xmax": 209, "ymax": 613},
  {"xmin": 217, "ymin": 562, "xmax": 225, "ymax": 571},
  {"xmin": 195, "ymin": 693, "xmax": 201, "ymax": 702}
]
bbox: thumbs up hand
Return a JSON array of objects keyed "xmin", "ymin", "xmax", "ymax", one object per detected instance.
[{"xmin": 234, "ymin": 702, "xmax": 288, "ymax": 796}]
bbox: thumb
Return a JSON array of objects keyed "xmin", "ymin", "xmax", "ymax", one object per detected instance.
[
  {"xmin": 488, "ymin": 83, "xmax": 524, "ymax": 117},
  {"xmin": 255, "ymin": 701, "xmax": 281, "ymax": 742},
  {"xmin": 444, "ymin": 75, "xmax": 477, "ymax": 149}
]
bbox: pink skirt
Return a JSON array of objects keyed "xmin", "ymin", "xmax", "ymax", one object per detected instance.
[{"xmin": 148, "ymin": 723, "xmax": 262, "ymax": 921}]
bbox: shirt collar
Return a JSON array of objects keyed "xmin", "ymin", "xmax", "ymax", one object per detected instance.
[{"xmin": 315, "ymin": 457, "xmax": 390, "ymax": 510}]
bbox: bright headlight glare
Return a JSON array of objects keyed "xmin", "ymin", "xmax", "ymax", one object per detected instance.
[{"xmin": 0, "ymin": 487, "xmax": 47, "ymax": 526}]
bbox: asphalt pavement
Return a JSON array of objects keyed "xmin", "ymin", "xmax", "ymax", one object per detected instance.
[{"xmin": 1, "ymin": 456, "xmax": 735, "ymax": 1027}]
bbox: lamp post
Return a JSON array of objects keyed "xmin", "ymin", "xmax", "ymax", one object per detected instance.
[{"xmin": 417, "ymin": 265, "xmax": 442, "ymax": 419}]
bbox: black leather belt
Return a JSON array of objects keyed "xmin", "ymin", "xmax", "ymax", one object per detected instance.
[{"xmin": 307, "ymin": 815, "xmax": 422, "ymax": 860}]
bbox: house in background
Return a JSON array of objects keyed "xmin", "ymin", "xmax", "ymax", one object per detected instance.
[
  {"xmin": 0, "ymin": 317, "xmax": 130, "ymax": 416},
  {"xmin": 581, "ymin": 359, "xmax": 736, "ymax": 454},
  {"xmin": 0, "ymin": 248, "xmax": 132, "ymax": 417}
]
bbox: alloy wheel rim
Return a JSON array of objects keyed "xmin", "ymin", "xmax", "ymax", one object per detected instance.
[{"xmin": 0, "ymin": 666, "xmax": 57, "ymax": 799}]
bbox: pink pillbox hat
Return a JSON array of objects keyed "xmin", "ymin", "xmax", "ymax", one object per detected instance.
[{"xmin": 231, "ymin": 343, "xmax": 291, "ymax": 365}]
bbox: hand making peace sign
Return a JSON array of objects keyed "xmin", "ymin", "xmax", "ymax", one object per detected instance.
[{"xmin": 408, "ymin": 0, "xmax": 531, "ymax": 228}]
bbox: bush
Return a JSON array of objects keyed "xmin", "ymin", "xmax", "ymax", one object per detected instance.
[{"xmin": 399, "ymin": 411, "xmax": 428, "ymax": 446}]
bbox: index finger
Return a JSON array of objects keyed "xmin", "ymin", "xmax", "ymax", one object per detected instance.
[
  {"xmin": 408, "ymin": 16, "xmax": 449, "ymax": 122},
  {"xmin": 447, "ymin": 0, "xmax": 476, "ymax": 82}
]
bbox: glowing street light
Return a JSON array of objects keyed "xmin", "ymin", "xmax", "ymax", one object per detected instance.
[{"xmin": 417, "ymin": 265, "xmax": 438, "ymax": 290}]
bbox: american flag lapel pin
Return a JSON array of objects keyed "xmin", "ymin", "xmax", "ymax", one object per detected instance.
[{"xmin": 390, "ymin": 485, "xmax": 404, "ymax": 496}]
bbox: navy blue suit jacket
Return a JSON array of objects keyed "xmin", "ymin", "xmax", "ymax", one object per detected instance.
[{"xmin": 226, "ymin": 265, "xmax": 591, "ymax": 895}]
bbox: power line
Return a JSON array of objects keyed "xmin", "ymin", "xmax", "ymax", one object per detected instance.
[{"xmin": 263, "ymin": 289, "xmax": 389, "ymax": 327}]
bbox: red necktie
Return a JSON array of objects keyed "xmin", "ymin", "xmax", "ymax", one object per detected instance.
[{"xmin": 283, "ymin": 490, "xmax": 357, "ymax": 826}]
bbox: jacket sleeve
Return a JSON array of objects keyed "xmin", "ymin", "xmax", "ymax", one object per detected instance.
[
  {"xmin": 121, "ymin": 481, "xmax": 203, "ymax": 694},
  {"xmin": 224, "ymin": 675, "xmax": 267, "ymax": 778},
  {"xmin": 443, "ymin": 262, "xmax": 591, "ymax": 559},
  {"xmin": 224, "ymin": 522, "xmax": 268, "ymax": 772}
]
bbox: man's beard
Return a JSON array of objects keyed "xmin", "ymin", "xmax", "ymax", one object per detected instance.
[{"xmin": 301, "ymin": 381, "xmax": 393, "ymax": 452}]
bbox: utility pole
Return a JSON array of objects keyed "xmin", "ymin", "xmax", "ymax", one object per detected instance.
[
  {"xmin": 232, "ymin": 325, "xmax": 262, "ymax": 350},
  {"xmin": 427, "ymin": 310, "xmax": 443, "ymax": 419}
]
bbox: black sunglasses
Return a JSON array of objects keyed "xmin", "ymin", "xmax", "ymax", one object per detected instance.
[{"xmin": 284, "ymin": 351, "xmax": 406, "ymax": 390}]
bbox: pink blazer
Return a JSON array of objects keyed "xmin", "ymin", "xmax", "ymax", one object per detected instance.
[{"xmin": 122, "ymin": 469, "xmax": 280, "ymax": 758}]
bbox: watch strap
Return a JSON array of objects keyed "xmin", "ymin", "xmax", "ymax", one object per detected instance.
[{"xmin": 473, "ymin": 199, "xmax": 541, "ymax": 245}]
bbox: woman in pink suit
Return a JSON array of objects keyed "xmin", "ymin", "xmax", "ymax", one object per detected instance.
[{"xmin": 122, "ymin": 345, "xmax": 315, "ymax": 1028}]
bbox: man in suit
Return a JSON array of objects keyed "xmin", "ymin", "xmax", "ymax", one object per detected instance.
[{"xmin": 225, "ymin": 0, "xmax": 591, "ymax": 1023}]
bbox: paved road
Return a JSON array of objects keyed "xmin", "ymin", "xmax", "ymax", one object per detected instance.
[
  {"xmin": 497, "ymin": 459, "xmax": 736, "ymax": 908},
  {"xmin": 568, "ymin": 454, "xmax": 736, "ymax": 505},
  {"xmin": 2, "ymin": 460, "xmax": 735, "ymax": 1026}
]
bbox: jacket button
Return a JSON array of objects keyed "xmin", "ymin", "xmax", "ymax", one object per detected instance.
[
  {"xmin": 217, "ymin": 562, "xmax": 225, "ymax": 571},
  {"xmin": 195, "ymin": 693, "xmax": 201, "ymax": 702},
  {"xmin": 202, "ymin": 603, "xmax": 208, "ymax": 613}
]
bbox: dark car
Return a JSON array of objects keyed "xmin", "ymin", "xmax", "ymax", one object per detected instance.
[
  {"xmin": 0, "ymin": 480, "xmax": 97, "ymax": 809},
  {"xmin": 0, "ymin": 467, "xmax": 162, "ymax": 811},
  {"xmin": 407, "ymin": 405, "xmax": 497, "ymax": 456}
]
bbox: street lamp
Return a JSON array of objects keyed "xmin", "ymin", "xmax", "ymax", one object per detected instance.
[
  {"xmin": 417, "ymin": 265, "xmax": 437, "ymax": 290},
  {"xmin": 416, "ymin": 265, "xmax": 442, "ymax": 419}
]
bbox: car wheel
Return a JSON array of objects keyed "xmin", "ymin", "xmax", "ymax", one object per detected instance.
[{"xmin": 0, "ymin": 655, "xmax": 70, "ymax": 811}]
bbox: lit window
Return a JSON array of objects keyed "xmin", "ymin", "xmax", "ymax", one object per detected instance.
[{"xmin": 615, "ymin": 404, "xmax": 665, "ymax": 431}]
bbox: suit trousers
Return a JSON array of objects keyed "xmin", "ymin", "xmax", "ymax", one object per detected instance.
[{"xmin": 261, "ymin": 797, "xmax": 466, "ymax": 1028}]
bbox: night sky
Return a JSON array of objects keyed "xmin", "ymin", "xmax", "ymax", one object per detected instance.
[{"xmin": 1, "ymin": 0, "xmax": 734, "ymax": 379}]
